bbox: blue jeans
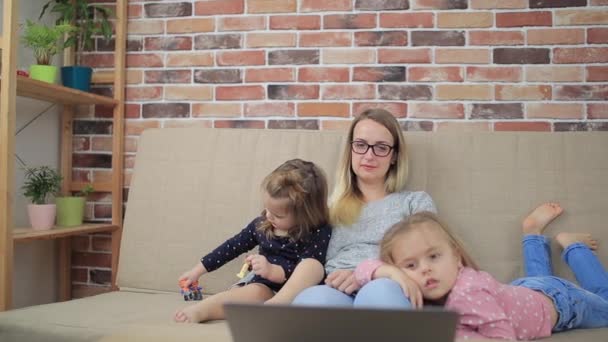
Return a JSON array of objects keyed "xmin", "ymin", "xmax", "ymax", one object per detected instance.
[
  {"xmin": 512, "ymin": 235, "xmax": 608, "ymax": 331},
  {"xmin": 292, "ymin": 278, "xmax": 412, "ymax": 309}
]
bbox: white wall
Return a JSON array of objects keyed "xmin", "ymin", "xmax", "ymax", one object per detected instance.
[{"xmin": 1, "ymin": 0, "xmax": 62, "ymax": 308}]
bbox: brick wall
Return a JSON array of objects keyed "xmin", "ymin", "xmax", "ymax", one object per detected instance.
[{"xmin": 70, "ymin": 0, "xmax": 608, "ymax": 296}]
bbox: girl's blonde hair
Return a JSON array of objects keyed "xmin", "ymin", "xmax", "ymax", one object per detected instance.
[
  {"xmin": 330, "ymin": 108, "xmax": 409, "ymax": 226},
  {"xmin": 258, "ymin": 158, "xmax": 329, "ymax": 241},
  {"xmin": 380, "ymin": 211, "xmax": 479, "ymax": 270}
]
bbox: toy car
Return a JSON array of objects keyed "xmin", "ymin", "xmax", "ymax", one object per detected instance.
[{"xmin": 179, "ymin": 280, "xmax": 203, "ymax": 301}]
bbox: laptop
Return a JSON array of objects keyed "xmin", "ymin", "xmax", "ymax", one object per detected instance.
[{"xmin": 224, "ymin": 303, "xmax": 458, "ymax": 342}]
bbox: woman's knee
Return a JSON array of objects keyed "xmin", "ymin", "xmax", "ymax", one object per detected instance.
[
  {"xmin": 354, "ymin": 278, "xmax": 412, "ymax": 309},
  {"xmin": 292, "ymin": 285, "xmax": 354, "ymax": 307}
]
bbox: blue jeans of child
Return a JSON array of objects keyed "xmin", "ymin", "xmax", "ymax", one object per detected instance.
[
  {"xmin": 511, "ymin": 235, "xmax": 608, "ymax": 331},
  {"xmin": 292, "ymin": 278, "xmax": 412, "ymax": 309}
]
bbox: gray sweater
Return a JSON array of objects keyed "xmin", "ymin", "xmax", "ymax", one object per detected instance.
[{"xmin": 325, "ymin": 190, "xmax": 437, "ymax": 274}]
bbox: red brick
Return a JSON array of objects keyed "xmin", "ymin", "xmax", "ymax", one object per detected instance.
[
  {"xmin": 527, "ymin": 29, "xmax": 585, "ymax": 45},
  {"xmin": 436, "ymin": 49, "xmax": 490, "ymax": 64},
  {"xmin": 353, "ymin": 67, "xmax": 405, "ymax": 82},
  {"xmin": 216, "ymin": 86, "xmax": 265, "ymax": 100},
  {"xmin": 322, "ymin": 85, "xmax": 376, "ymax": 100},
  {"xmin": 299, "ymin": 67, "xmax": 349, "ymax": 82},
  {"xmin": 167, "ymin": 53, "xmax": 214, "ymax": 67},
  {"xmin": 248, "ymin": 0, "xmax": 296, "ymax": 13},
  {"xmin": 72, "ymin": 236, "xmax": 90, "ymax": 251},
  {"xmin": 214, "ymin": 120, "xmax": 265, "ymax": 129},
  {"xmin": 466, "ymin": 66, "xmax": 522, "ymax": 82},
  {"xmin": 378, "ymin": 48, "xmax": 432, "ymax": 64},
  {"xmin": 91, "ymin": 137, "xmax": 112, "ymax": 152},
  {"xmin": 128, "ymin": 21, "xmax": 164, "ymax": 35},
  {"xmin": 247, "ymin": 33, "xmax": 296, "ymax": 48},
  {"xmin": 72, "ymin": 252, "xmax": 111, "ymax": 268},
  {"xmin": 142, "ymin": 103, "xmax": 190, "ymax": 119},
  {"xmin": 165, "ymin": 86, "xmax": 213, "ymax": 101},
  {"xmin": 588, "ymin": 104, "xmax": 608, "ymax": 119},
  {"xmin": 245, "ymin": 103, "xmax": 295, "ymax": 117},
  {"xmin": 554, "ymin": 48, "xmax": 608, "ymax": 63},
  {"xmin": 530, "ymin": 0, "xmax": 587, "ymax": 8},
  {"xmin": 92, "ymin": 236, "xmax": 112, "ymax": 252},
  {"xmin": 470, "ymin": 0, "xmax": 526, "ymax": 9},
  {"xmin": 128, "ymin": 4, "xmax": 142, "ymax": 18},
  {"xmin": 81, "ymin": 54, "xmax": 114, "ymax": 68},
  {"xmin": 268, "ymin": 85, "xmax": 319, "ymax": 100},
  {"xmin": 587, "ymin": 66, "xmax": 608, "ymax": 82},
  {"xmin": 270, "ymin": 15, "xmax": 321, "ymax": 30},
  {"xmin": 352, "ymin": 102, "xmax": 407, "ymax": 118},
  {"xmin": 438, "ymin": 12, "xmax": 493, "ymax": 28},
  {"xmin": 144, "ymin": 70, "xmax": 191, "ymax": 84},
  {"xmin": 145, "ymin": 2, "xmax": 192, "ymax": 17},
  {"xmin": 468, "ymin": 30, "xmax": 524, "ymax": 46},
  {"xmin": 588, "ymin": 28, "xmax": 608, "ymax": 44},
  {"xmin": 355, "ymin": 31, "xmax": 407, "ymax": 46},
  {"xmin": 555, "ymin": 85, "xmax": 608, "ymax": 100},
  {"xmin": 144, "ymin": 37, "xmax": 192, "ymax": 51},
  {"xmin": 496, "ymin": 85, "xmax": 552, "ymax": 101},
  {"xmin": 73, "ymin": 137, "xmax": 90, "ymax": 152},
  {"xmin": 126, "ymin": 104, "xmax": 141, "ymax": 119},
  {"xmin": 409, "ymin": 66, "xmax": 463, "ymax": 82},
  {"xmin": 411, "ymin": 0, "xmax": 467, "ymax": 9},
  {"xmin": 219, "ymin": 16, "xmax": 265, "ymax": 31},
  {"xmin": 298, "ymin": 103, "xmax": 350, "ymax": 117},
  {"xmin": 246, "ymin": 68, "xmax": 295, "ymax": 82},
  {"xmin": 525, "ymin": 66, "xmax": 583, "ymax": 82},
  {"xmin": 323, "ymin": 14, "xmax": 377, "ymax": 29},
  {"xmin": 126, "ymin": 54, "xmax": 163, "ymax": 68},
  {"xmin": 166, "ymin": 18, "xmax": 214, "ymax": 33},
  {"xmin": 496, "ymin": 11, "xmax": 552, "ymax": 27},
  {"xmin": 409, "ymin": 103, "xmax": 464, "ymax": 119},
  {"xmin": 470, "ymin": 103, "xmax": 523, "ymax": 119},
  {"xmin": 72, "ymin": 170, "xmax": 91, "ymax": 183},
  {"xmin": 126, "ymin": 86, "xmax": 162, "ymax": 101},
  {"xmin": 357, "ymin": 0, "xmax": 410, "ymax": 10},
  {"xmin": 269, "ymin": 50, "xmax": 320, "ymax": 65},
  {"xmin": 494, "ymin": 122, "xmax": 551, "ymax": 132},
  {"xmin": 380, "ymin": 12, "xmax": 434, "ymax": 28},
  {"xmin": 379, "ymin": 85, "xmax": 432, "ymax": 100},
  {"xmin": 555, "ymin": 9, "xmax": 608, "ymax": 25},
  {"xmin": 323, "ymin": 49, "xmax": 375, "ymax": 64},
  {"xmin": 195, "ymin": 0, "xmax": 244, "ymax": 15},
  {"xmin": 72, "ymin": 268, "xmax": 88, "ymax": 283},
  {"xmin": 125, "ymin": 120, "xmax": 161, "ymax": 136},
  {"xmin": 436, "ymin": 85, "xmax": 493, "ymax": 100},
  {"xmin": 527, "ymin": 103, "xmax": 584, "ymax": 119},
  {"xmin": 300, "ymin": 32, "xmax": 352, "ymax": 47},
  {"xmin": 217, "ymin": 50, "xmax": 265, "ymax": 66},
  {"xmin": 301, "ymin": 0, "xmax": 352, "ymax": 12},
  {"xmin": 192, "ymin": 103, "xmax": 242, "ymax": 117}
]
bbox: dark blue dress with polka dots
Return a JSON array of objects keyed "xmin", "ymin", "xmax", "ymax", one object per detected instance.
[{"xmin": 201, "ymin": 216, "xmax": 332, "ymax": 292}]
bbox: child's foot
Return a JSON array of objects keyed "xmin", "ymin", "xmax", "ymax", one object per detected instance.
[
  {"xmin": 556, "ymin": 232, "xmax": 598, "ymax": 251},
  {"xmin": 173, "ymin": 305, "xmax": 202, "ymax": 323},
  {"xmin": 522, "ymin": 203, "xmax": 563, "ymax": 235}
]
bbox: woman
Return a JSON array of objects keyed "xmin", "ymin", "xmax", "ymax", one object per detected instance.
[{"xmin": 292, "ymin": 108, "xmax": 436, "ymax": 308}]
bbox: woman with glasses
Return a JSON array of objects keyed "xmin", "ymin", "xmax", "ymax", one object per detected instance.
[{"xmin": 292, "ymin": 108, "xmax": 437, "ymax": 308}]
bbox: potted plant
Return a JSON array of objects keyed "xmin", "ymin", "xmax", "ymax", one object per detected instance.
[
  {"xmin": 21, "ymin": 166, "xmax": 62, "ymax": 230},
  {"xmin": 20, "ymin": 20, "xmax": 75, "ymax": 83},
  {"xmin": 40, "ymin": 0, "xmax": 113, "ymax": 91},
  {"xmin": 56, "ymin": 184, "xmax": 94, "ymax": 227}
]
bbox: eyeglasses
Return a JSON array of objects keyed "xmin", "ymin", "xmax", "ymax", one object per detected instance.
[{"xmin": 351, "ymin": 141, "xmax": 394, "ymax": 157}]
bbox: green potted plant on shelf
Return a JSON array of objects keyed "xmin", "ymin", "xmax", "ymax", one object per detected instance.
[
  {"xmin": 22, "ymin": 166, "xmax": 63, "ymax": 230},
  {"xmin": 56, "ymin": 183, "xmax": 94, "ymax": 227},
  {"xmin": 20, "ymin": 20, "xmax": 76, "ymax": 83},
  {"xmin": 40, "ymin": 0, "xmax": 113, "ymax": 91}
]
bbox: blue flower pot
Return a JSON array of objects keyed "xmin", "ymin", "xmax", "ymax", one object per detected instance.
[{"xmin": 61, "ymin": 66, "xmax": 93, "ymax": 92}]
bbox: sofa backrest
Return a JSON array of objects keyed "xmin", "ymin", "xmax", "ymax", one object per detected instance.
[{"xmin": 118, "ymin": 128, "xmax": 608, "ymax": 294}]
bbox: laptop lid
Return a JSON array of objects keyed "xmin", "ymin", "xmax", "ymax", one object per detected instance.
[{"xmin": 224, "ymin": 303, "xmax": 458, "ymax": 342}]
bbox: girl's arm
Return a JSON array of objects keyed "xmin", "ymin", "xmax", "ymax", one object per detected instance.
[
  {"xmin": 200, "ymin": 218, "xmax": 260, "ymax": 273},
  {"xmin": 267, "ymin": 258, "xmax": 325, "ymax": 304},
  {"xmin": 354, "ymin": 260, "xmax": 423, "ymax": 308},
  {"xmin": 178, "ymin": 262, "xmax": 208, "ymax": 287}
]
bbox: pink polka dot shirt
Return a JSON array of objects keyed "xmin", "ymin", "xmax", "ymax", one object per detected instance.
[{"xmin": 355, "ymin": 262, "xmax": 554, "ymax": 340}]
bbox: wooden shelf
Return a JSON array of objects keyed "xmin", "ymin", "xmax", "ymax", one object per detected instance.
[
  {"xmin": 13, "ymin": 223, "xmax": 119, "ymax": 243},
  {"xmin": 11, "ymin": 76, "xmax": 118, "ymax": 106}
]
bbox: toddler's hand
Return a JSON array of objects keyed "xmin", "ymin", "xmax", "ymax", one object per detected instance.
[
  {"xmin": 325, "ymin": 270, "xmax": 360, "ymax": 294},
  {"xmin": 246, "ymin": 254, "xmax": 272, "ymax": 279},
  {"xmin": 178, "ymin": 263, "xmax": 205, "ymax": 287},
  {"xmin": 390, "ymin": 267, "xmax": 423, "ymax": 309}
]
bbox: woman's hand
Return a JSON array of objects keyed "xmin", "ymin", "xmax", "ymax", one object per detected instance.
[
  {"xmin": 246, "ymin": 254, "xmax": 272, "ymax": 279},
  {"xmin": 178, "ymin": 263, "xmax": 206, "ymax": 287},
  {"xmin": 325, "ymin": 270, "xmax": 361, "ymax": 294},
  {"xmin": 375, "ymin": 265, "xmax": 423, "ymax": 309}
]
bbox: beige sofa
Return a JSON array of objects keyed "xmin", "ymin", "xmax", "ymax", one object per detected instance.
[{"xmin": 1, "ymin": 128, "xmax": 607, "ymax": 342}]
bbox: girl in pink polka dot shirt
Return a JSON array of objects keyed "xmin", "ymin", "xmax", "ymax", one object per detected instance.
[{"xmin": 355, "ymin": 204, "xmax": 608, "ymax": 340}]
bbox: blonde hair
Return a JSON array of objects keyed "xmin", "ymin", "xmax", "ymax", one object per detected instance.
[
  {"xmin": 258, "ymin": 159, "xmax": 329, "ymax": 241},
  {"xmin": 329, "ymin": 108, "xmax": 409, "ymax": 226},
  {"xmin": 380, "ymin": 211, "xmax": 479, "ymax": 270}
]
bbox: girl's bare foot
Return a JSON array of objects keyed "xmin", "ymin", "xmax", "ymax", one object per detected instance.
[
  {"xmin": 522, "ymin": 203, "xmax": 563, "ymax": 235},
  {"xmin": 556, "ymin": 232, "xmax": 598, "ymax": 251},
  {"xmin": 174, "ymin": 305, "xmax": 202, "ymax": 323}
]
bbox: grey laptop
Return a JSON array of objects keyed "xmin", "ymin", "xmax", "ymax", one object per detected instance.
[{"xmin": 224, "ymin": 303, "xmax": 459, "ymax": 342}]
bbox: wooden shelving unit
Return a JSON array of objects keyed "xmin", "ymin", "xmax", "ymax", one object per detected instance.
[{"xmin": 0, "ymin": 0, "xmax": 127, "ymax": 311}]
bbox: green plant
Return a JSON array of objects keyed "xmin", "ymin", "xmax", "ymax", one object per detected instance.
[
  {"xmin": 40, "ymin": 0, "xmax": 113, "ymax": 66},
  {"xmin": 78, "ymin": 183, "xmax": 94, "ymax": 197},
  {"xmin": 22, "ymin": 166, "xmax": 63, "ymax": 205},
  {"xmin": 20, "ymin": 20, "xmax": 76, "ymax": 65}
]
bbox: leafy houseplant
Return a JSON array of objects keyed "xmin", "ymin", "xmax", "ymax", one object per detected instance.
[
  {"xmin": 22, "ymin": 166, "xmax": 62, "ymax": 230},
  {"xmin": 40, "ymin": 0, "xmax": 113, "ymax": 91},
  {"xmin": 20, "ymin": 20, "xmax": 75, "ymax": 83},
  {"xmin": 56, "ymin": 184, "xmax": 94, "ymax": 227}
]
